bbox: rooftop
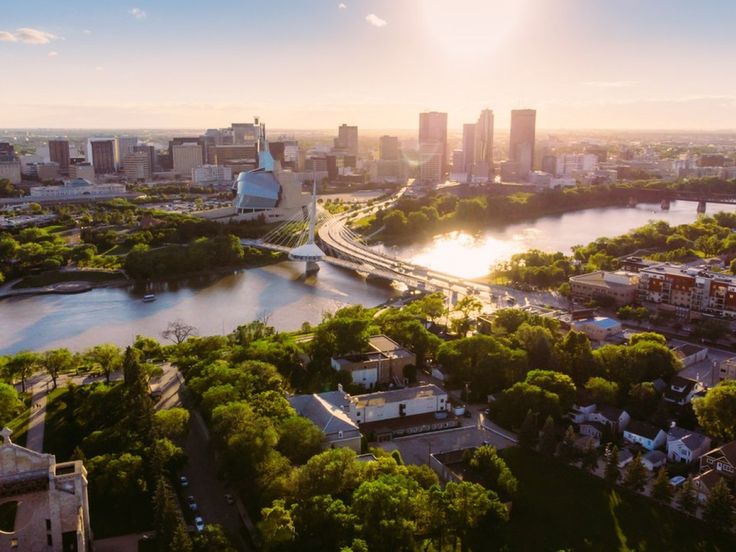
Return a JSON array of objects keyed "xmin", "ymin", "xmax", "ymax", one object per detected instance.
[
  {"xmin": 289, "ymin": 392, "xmax": 359, "ymax": 437},
  {"xmin": 353, "ymin": 384, "xmax": 446, "ymax": 408},
  {"xmin": 667, "ymin": 426, "xmax": 709, "ymax": 451},
  {"xmin": 625, "ymin": 420, "xmax": 664, "ymax": 441}
]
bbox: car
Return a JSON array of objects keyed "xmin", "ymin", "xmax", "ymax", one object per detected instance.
[
  {"xmin": 224, "ymin": 493, "xmax": 235, "ymax": 505},
  {"xmin": 669, "ymin": 475, "xmax": 686, "ymax": 487},
  {"xmin": 194, "ymin": 516, "xmax": 205, "ymax": 533},
  {"xmin": 179, "ymin": 475, "xmax": 189, "ymax": 488},
  {"xmin": 186, "ymin": 496, "xmax": 197, "ymax": 511}
]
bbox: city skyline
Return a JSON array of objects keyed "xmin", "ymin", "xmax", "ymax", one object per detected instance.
[{"xmin": 3, "ymin": 0, "xmax": 736, "ymax": 129}]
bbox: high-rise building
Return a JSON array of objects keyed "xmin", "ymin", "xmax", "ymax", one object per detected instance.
[
  {"xmin": 419, "ymin": 111, "xmax": 448, "ymax": 181},
  {"xmin": 0, "ymin": 142, "xmax": 21, "ymax": 184},
  {"xmin": 509, "ymin": 109, "xmax": 536, "ymax": 179},
  {"xmin": 69, "ymin": 162, "xmax": 96, "ymax": 182},
  {"xmin": 123, "ymin": 151, "xmax": 152, "ymax": 181},
  {"xmin": 462, "ymin": 124, "xmax": 475, "ymax": 174},
  {"xmin": 168, "ymin": 137, "xmax": 206, "ymax": 169},
  {"xmin": 48, "ymin": 139, "xmax": 70, "ymax": 174},
  {"xmin": 172, "ymin": 142, "xmax": 204, "ymax": 176},
  {"xmin": 379, "ymin": 136, "xmax": 400, "ymax": 161},
  {"xmin": 474, "ymin": 109, "xmax": 494, "ymax": 179},
  {"xmin": 115, "ymin": 136, "xmax": 138, "ymax": 169},
  {"xmin": 335, "ymin": 124, "xmax": 359, "ymax": 156},
  {"xmin": 86, "ymin": 138, "xmax": 116, "ymax": 174},
  {"xmin": 192, "ymin": 165, "xmax": 232, "ymax": 187},
  {"xmin": 0, "ymin": 428, "xmax": 93, "ymax": 551},
  {"xmin": 133, "ymin": 145, "xmax": 157, "ymax": 173},
  {"xmin": 231, "ymin": 118, "xmax": 266, "ymax": 150}
]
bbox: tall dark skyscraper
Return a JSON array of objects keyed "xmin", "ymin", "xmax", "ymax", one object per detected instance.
[
  {"xmin": 462, "ymin": 124, "xmax": 475, "ymax": 174},
  {"xmin": 509, "ymin": 109, "xmax": 536, "ymax": 178},
  {"xmin": 87, "ymin": 138, "xmax": 116, "ymax": 174},
  {"xmin": 419, "ymin": 111, "xmax": 448, "ymax": 181},
  {"xmin": 48, "ymin": 139, "xmax": 70, "ymax": 174},
  {"xmin": 474, "ymin": 109, "xmax": 494, "ymax": 178},
  {"xmin": 335, "ymin": 124, "xmax": 359, "ymax": 156},
  {"xmin": 379, "ymin": 135, "xmax": 400, "ymax": 161}
]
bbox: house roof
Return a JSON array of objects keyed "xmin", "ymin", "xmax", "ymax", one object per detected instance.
[
  {"xmin": 353, "ymin": 384, "xmax": 446, "ymax": 409},
  {"xmin": 671, "ymin": 343, "xmax": 706, "ymax": 358},
  {"xmin": 289, "ymin": 393, "xmax": 359, "ymax": 437},
  {"xmin": 694, "ymin": 469, "xmax": 723, "ymax": 491},
  {"xmin": 625, "ymin": 420, "xmax": 664, "ymax": 441},
  {"xmin": 705, "ymin": 441, "xmax": 736, "ymax": 466},
  {"xmin": 597, "ymin": 404, "xmax": 626, "ymax": 423},
  {"xmin": 664, "ymin": 376, "xmax": 698, "ymax": 402},
  {"xmin": 368, "ymin": 334, "xmax": 414, "ymax": 358},
  {"xmin": 667, "ymin": 426, "xmax": 709, "ymax": 452},
  {"xmin": 616, "ymin": 448, "xmax": 633, "ymax": 464},
  {"xmin": 643, "ymin": 450, "xmax": 667, "ymax": 464}
]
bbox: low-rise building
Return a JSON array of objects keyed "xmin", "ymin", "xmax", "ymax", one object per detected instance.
[
  {"xmin": 192, "ymin": 164, "xmax": 232, "ymax": 187},
  {"xmin": 571, "ymin": 403, "xmax": 630, "ymax": 440},
  {"xmin": 670, "ymin": 343, "xmax": 708, "ymax": 367},
  {"xmin": 642, "ymin": 450, "xmax": 667, "ymax": 471},
  {"xmin": 29, "ymin": 178, "xmax": 126, "ymax": 199},
  {"xmin": 663, "ymin": 375, "xmax": 705, "ymax": 406},
  {"xmin": 569, "ymin": 270, "xmax": 640, "ymax": 306},
  {"xmin": 719, "ymin": 357, "xmax": 736, "ymax": 382},
  {"xmin": 666, "ymin": 426, "xmax": 711, "ymax": 464},
  {"xmin": 331, "ymin": 335, "xmax": 415, "ymax": 389},
  {"xmin": 571, "ymin": 316, "xmax": 623, "ymax": 341},
  {"xmin": 623, "ymin": 420, "xmax": 667, "ymax": 451},
  {"xmin": 348, "ymin": 384, "xmax": 448, "ymax": 425},
  {"xmin": 0, "ymin": 427, "xmax": 92, "ymax": 551},
  {"xmin": 288, "ymin": 387, "xmax": 362, "ymax": 452}
]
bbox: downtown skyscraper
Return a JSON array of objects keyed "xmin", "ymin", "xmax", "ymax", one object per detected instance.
[
  {"xmin": 509, "ymin": 109, "xmax": 536, "ymax": 179},
  {"xmin": 418, "ymin": 111, "xmax": 448, "ymax": 183}
]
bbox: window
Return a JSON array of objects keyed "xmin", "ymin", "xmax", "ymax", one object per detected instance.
[
  {"xmin": 46, "ymin": 519, "xmax": 51, "ymax": 531},
  {"xmin": 47, "ymin": 535, "xmax": 53, "ymax": 546}
]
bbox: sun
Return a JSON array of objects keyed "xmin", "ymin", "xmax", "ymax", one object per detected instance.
[{"xmin": 420, "ymin": 0, "xmax": 527, "ymax": 59}]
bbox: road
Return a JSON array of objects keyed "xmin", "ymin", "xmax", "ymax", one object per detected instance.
[{"xmin": 181, "ymin": 411, "xmax": 251, "ymax": 551}]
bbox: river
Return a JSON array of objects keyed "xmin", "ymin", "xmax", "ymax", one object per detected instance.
[{"xmin": 1, "ymin": 200, "xmax": 734, "ymax": 354}]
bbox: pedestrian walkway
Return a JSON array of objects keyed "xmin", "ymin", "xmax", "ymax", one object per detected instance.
[{"xmin": 25, "ymin": 379, "xmax": 49, "ymax": 452}]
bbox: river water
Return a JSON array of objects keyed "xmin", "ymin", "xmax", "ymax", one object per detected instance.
[{"xmin": 1, "ymin": 200, "xmax": 733, "ymax": 354}]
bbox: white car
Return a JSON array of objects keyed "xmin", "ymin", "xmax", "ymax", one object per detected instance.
[{"xmin": 194, "ymin": 516, "xmax": 205, "ymax": 533}]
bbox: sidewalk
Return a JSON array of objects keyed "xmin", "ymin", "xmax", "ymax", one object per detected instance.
[{"xmin": 25, "ymin": 379, "xmax": 49, "ymax": 452}]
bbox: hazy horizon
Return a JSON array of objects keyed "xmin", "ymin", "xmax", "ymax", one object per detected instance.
[{"xmin": 4, "ymin": 0, "xmax": 736, "ymax": 129}]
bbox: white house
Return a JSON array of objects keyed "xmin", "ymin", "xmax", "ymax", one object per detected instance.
[
  {"xmin": 663, "ymin": 376, "xmax": 706, "ymax": 406},
  {"xmin": 570, "ymin": 403, "xmax": 630, "ymax": 436},
  {"xmin": 348, "ymin": 384, "xmax": 448, "ymax": 425},
  {"xmin": 623, "ymin": 420, "xmax": 667, "ymax": 451},
  {"xmin": 666, "ymin": 426, "xmax": 711, "ymax": 464}
]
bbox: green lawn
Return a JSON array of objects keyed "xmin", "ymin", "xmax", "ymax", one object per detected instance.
[
  {"xmin": 498, "ymin": 447, "xmax": 734, "ymax": 551},
  {"xmin": 12, "ymin": 270, "xmax": 122, "ymax": 289},
  {"xmin": 42, "ymin": 386, "xmax": 82, "ymax": 460}
]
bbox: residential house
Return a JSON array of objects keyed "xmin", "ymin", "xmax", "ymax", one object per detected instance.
[
  {"xmin": 288, "ymin": 387, "xmax": 362, "ymax": 452},
  {"xmin": 670, "ymin": 343, "xmax": 708, "ymax": 368},
  {"xmin": 616, "ymin": 448, "xmax": 634, "ymax": 468},
  {"xmin": 331, "ymin": 334, "xmax": 416, "ymax": 389},
  {"xmin": 666, "ymin": 426, "xmax": 711, "ymax": 464},
  {"xmin": 663, "ymin": 376, "xmax": 706, "ymax": 406},
  {"xmin": 571, "ymin": 403, "xmax": 630, "ymax": 442},
  {"xmin": 642, "ymin": 450, "xmax": 667, "ymax": 471},
  {"xmin": 623, "ymin": 420, "xmax": 667, "ymax": 451},
  {"xmin": 695, "ymin": 441, "xmax": 736, "ymax": 502}
]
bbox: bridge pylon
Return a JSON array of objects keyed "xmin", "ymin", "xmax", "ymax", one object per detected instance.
[{"xmin": 288, "ymin": 167, "xmax": 325, "ymax": 274}]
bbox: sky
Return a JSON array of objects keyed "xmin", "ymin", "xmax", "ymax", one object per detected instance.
[{"xmin": 3, "ymin": 0, "xmax": 736, "ymax": 130}]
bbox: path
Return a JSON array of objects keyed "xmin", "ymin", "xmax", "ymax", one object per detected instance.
[{"xmin": 24, "ymin": 379, "xmax": 49, "ymax": 452}]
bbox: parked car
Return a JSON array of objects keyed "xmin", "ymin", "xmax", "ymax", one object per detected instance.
[
  {"xmin": 224, "ymin": 493, "xmax": 235, "ymax": 505},
  {"xmin": 669, "ymin": 475, "xmax": 686, "ymax": 487},
  {"xmin": 194, "ymin": 516, "xmax": 205, "ymax": 533},
  {"xmin": 179, "ymin": 476, "xmax": 189, "ymax": 488},
  {"xmin": 186, "ymin": 496, "xmax": 197, "ymax": 511}
]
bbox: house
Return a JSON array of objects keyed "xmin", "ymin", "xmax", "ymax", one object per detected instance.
[
  {"xmin": 0, "ymin": 427, "xmax": 93, "ymax": 552},
  {"xmin": 571, "ymin": 317, "xmax": 623, "ymax": 342},
  {"xmin": 670, "ymin": 343, "xmax": 708, "ymax": 368},
  {"xmin": 642, "ymin": 450, "xmax": 667, "ymax": 471},
  {"xmin": 663, "ymin": 376, "xmax": 705, "ymax": 406},
  {"xmin": 616, "ymin": 448, "xmax": 634, "ymax": 468},
  {"xmin": 570, "ymin": 403, "xmax": 630, "ymax": 436},
  {"xmin": 623, "ymin": 420, "xmax": 667, "ymax": 451},
  {"xmin": 666, "ymin": 426, "xmax": 711, "ymax": 464},
  {"xmin": 694, "ymin": 469, "xmax": 724, "ymax": 503},
  {"xmin": 331, "ymin": 334, "xmax": 415, "ymax": 389},
  {"xmin": 288, "ymin": 387, "xmax": 362, "ymax": 452},
  {"xmin": 699, "ymin": 441, "xmax": 736, "ymax": 480}
]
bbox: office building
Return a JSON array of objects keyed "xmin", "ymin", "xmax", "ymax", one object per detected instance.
[
  {"xmin": 210, "ymin": 144, "xmax": 258, "ymax": 173},
  {"xmin": 0, "ymin": 142, "xmax": 21, "ymax": 184},
  {"xmin": 192, "ymin": 165, "xmax": 232, "ymax": 187},
  {"xmin": 115, "ymin": 136, "xmax": 138, "ymax": 169},
  {"xmin": 68, "ymin": 162, "xmax": 96, "ymax": 182},
  {"xmin": 48, "ymin": 139, "xmax": 70, "ymax": 174},
  {"xmin": 232, "ymin": 118, "xmax": 266, "ymax": 149},
  {"xmin": 556, "ymin": 153, "xmax": 598, "ymax": 177},
  {"xmin": 509, "ymin": 109, "xmax": 536, "ymax": 179},
  {"xmin": 133, "ymin": 145, "xmax": 157, "ymax": 173},
  {"xmin": 462, "ymin": 124, "xmax": 475, "ymax": 174},
  {"xmin": 29, "ymin": 162, "xmax": 60, "ymax": 181},
  {"xmin": 379, "ymin": 135, "xmax": 400, "ymax": 161},
  {"xmin": 30, "ymin": 178, "xmax": 126, "ymax": 199},
  {"xmin": 172, "ymin": 142, "xmax": 204, "ymax": 176},
  {"xmin": 0, "ymin": 428, "xmax": 92, "ymax": 551},
  {"xmin": 123, "ymin": 151, "xmax": 152, "ymax": 181},
  {"xmin": 168, "ymin": 137, "xmax": 206, "ymax": 170},
  {"xmin": 419, "ymin": 111, "xmax": 448, "ymax": 181},
  {"xmin": 86, "ymin": 138, "xmax": 116, "ymax": 174},
  {"xmin": 474, "ymin": 109, "xmax": 494, "ymax": 180},
  {"xmin": 452, "ymin": 150, "xmax": 465, "ymax": 173},
  {"xmin": 334, "ymin": 124, "xmax": 359, "ymax": 156}
]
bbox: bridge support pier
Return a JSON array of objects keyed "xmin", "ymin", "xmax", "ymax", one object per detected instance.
[
  {"xmin": 697, "ymin": 200, "xmax": 707, "ymax": 213},
  {"xmin": 660, "ymin": 199, "xmax": 670, "ymax": 210},
  {"xmin": 306, "ymin": 261, "xmax": 320, "ymax": 275}
]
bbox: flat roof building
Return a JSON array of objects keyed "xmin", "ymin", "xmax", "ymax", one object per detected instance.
[
  {"xmin": 331, "ymin": 335, "xmax": 416, "ymax": 389},
  {"xmin": 569, "ymin": 270, "xmax": 640, "ymax": 306}
]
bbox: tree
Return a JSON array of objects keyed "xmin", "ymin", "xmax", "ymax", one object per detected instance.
[
  {"xmin": 651, "ymin": 467, "xmax": 673, "ymax": 504},
  {"xmin": 154, "ymin": 408, "xmax": 190, "ymax": 441},
  {"xmin": 193, "ymin": 525, "xmax": 238, "ymax": 552},
  {"xmin": 703, "ymin": 478, "xmax": 735, "ymax": 530},
  {"xmin": 0, "ymin": 383, "xmax": 21, "ymax": 426},
  {"xmin": 584, "ymin": 377, "xmax": 619, "ymax": 406},
  {"xmin": 604, "ymin": 446, "xmax": 620, "ymax": 484},
  {"xmin": 525, "ymin": 370, "xmax": 577, "ymax": 411},
  {"xmin": 277, "ymin": 416, "xmax": 324, "ymax": 465},
  {"xmin": 677, "ymin": 476, "xmax": 698, "ymax": 515},
  {"xmin": 43, "ymin": 348, "xmax": 74, "ymax": 389},
  {"xmin": 451, "ymin": 296, "xmax": 482, "ymax": 336},
  {"xmin": 553, "ymin": 330, "xmax": 595, "ymax": 385},
  {"xmin": 693, "ymin": 381, "xmax": 736, "ymax": 440},
  {"xmin": 492, "ymin": 382, "xmax": 561, "ymax": 430},
  {"xmin": 514, "ymin": 323, "xmax": 555, "ymax": 368},
  {"xmin": 518, "ymin": 409, "xmax": 538, "ymax": 449},
  {"xmin": 580, "ymin": 441, "xmax": 599, "ymax": 472},
  {"xmin": 466, "ymin": 445, "xmax": 518, "ymax": 497},
  {"xmin": 259, "ymin": 500, "xmax": 296, "ymax": 551},
  {"xmin": 538, "ymin": 416, "xmax": 557, "ymax": 455},
  {"xmin": 85, "ymin": 343, "xmax": 123, "ymax": 383},
  {"xmin": 557, "ymin": 425, "xmax": 578, "ymax": 463},
  {"xmin": 408, "ymin": 292, "xmax": 446, "ymax": 323},
  {"xmin": 622, "ymin": 454, "xmax": 647, "ymax": 492},
  {"xmin": 6, "ymin": 351, "xmax": 40, "ymax": 392},
  {"xmin": 443, "ymin": 481, "xmax": 508, "ymax": 552},
  {"xmin": 162, "ymin": 319, "xmax": 198, "ymax": 345}
]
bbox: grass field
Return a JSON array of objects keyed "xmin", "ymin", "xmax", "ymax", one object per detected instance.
[
  {"xmin": 498, "ymin": 447, "xmax": 734, "ymax": 551},
  {"xmin": 12, "ymin": 270, "xmax": 122, "ymax": 289}
]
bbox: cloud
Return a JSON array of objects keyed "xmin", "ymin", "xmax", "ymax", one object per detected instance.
[
  {"xmin": 582, "ymin": 81, "xmax": 638, "ymax": 88},
  {"xmin": 0, "ymin": 27, "xmax": 57, "ymax": 44},
  {"xmin": 48, "ymin": 51, "xmax": 58, "ymax": 57},
  {"xmin": 129, "ymin": 7, "xmax": 146, "ymax": 19},
  {"xmin": 338, "ymin": 3, "xmax": 347, "ymax": 9},
  {"xmin": 365, "ymin": 13, "xmax": 387, "ymax": 27}
]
